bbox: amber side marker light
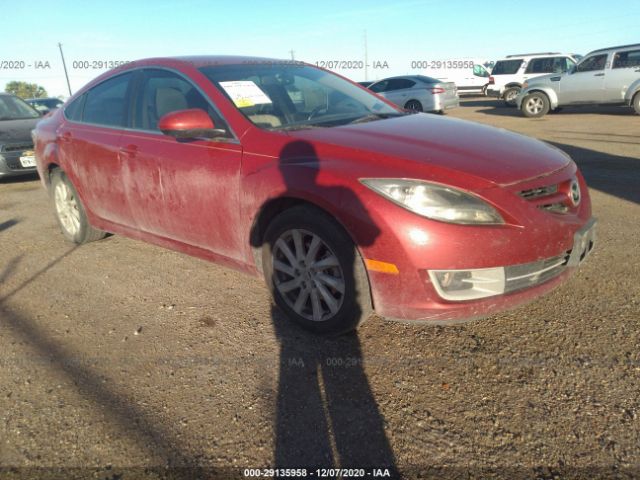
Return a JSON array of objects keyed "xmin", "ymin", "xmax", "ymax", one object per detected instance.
[{"xmin": 365, "ymin": 259, "xmax": 400, "ymax": 275}]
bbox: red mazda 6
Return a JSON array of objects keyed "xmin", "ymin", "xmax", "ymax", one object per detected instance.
[{"xmin": 33, "ymin": 56, "xmax": 595, "ymax": 334}]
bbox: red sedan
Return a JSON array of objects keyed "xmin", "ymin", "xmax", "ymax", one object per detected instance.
[{"xmin": 33, "ymin": 56, "xmax": 595, "ymax": 334}]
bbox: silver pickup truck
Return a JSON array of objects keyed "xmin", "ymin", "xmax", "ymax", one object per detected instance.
[{"xmin": 517, "ymin": 43, "xmax": 640, "ymax": 117}]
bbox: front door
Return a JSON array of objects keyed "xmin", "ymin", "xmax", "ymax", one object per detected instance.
[
  {"xmin": 559, "ymin": 53, "xmax": 608, "ymax": 104},
  {"xmin": 119, "ymin": 68, "xmax": 244, "ymax": 259}
]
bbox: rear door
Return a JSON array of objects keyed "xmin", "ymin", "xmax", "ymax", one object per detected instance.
[
  {"xmin": 371, "ymin": 78, "xmax": 417, "ymax": 107},
  {"xmin": 59, "ymin": 71, "xmax": 136, "ymax": 227},
  {"xmin": 118, "ymin": 68, "xmax": 243, "ymax": 258},
  {"xmin": 604, "ymin": 48, "xmax": 640, "ymax": 103},
  {"xmin": 559, "ymin": 53, "xmax": 608, "ymax": 104}
]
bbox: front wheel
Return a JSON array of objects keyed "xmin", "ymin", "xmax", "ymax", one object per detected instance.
[
  {"xmin": 503, "ymin": 87, "xmax": 521, "ymax": 106},
  {"xmin": 51, "ymin": 169, "xmax": 106, "ymax": 244},
  {"xmin": 521, "ymin": 92, "xmax": 550, "ymax": 118},
  {"xmin": 262, "ymin": 205, "xmax": 372, "ymax": 334},
  {"xmin": 633, "ymin": 93, "xmax": 640, "ymax": 115}
]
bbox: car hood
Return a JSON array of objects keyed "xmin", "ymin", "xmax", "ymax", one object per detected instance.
[
  {"xmin": 0, "ymin": 118, "xmax": 39, "ymax": 143},
  {"xmin": 291, "ymin": 114, "xmax": 570, "ymax": 186}
]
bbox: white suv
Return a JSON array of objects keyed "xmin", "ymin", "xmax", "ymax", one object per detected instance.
[{"xmin": 487, "ymin": 52, "xmax": 580, "ymax": 105}]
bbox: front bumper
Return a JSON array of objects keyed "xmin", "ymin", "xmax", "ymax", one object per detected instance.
[
  {"xmin": 0, "ymin": 143, "xmax": 38, "ymax": 177},
  {"xmin": 355, "ymin": 167, "xmax": 594, "ymax": 324}
]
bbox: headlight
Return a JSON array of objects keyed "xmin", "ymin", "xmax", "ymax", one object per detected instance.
[{"xmin": 361, "ymin": 179, "xmax": 503, "ymax": 224}]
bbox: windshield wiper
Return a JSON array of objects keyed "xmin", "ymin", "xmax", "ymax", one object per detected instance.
[
  {"xmin": 272, "ymin": 124, "xmax": 328, "ymax": 132},
  {"xmin": 348, "ymin": 112, "xmax": 408, "ymax": 125}
]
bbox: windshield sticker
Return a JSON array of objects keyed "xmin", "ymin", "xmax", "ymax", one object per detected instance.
[{"xmin": 219, "ymin": 80, "xmax": 272, "ymax": 108}]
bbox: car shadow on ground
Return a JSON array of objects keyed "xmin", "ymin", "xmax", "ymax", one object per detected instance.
[
  {"xmin": 551, "ymin": 141, "xmax": 640, "ymax": 206},
  {"xmin": 0, "ymin": 173, "xmax": 40, "ymax": 184},
  {"xmin": 250, "ymin": 140, "xmax": 399, "ymax": 475},
  {"xmin": 460, "ymin": 99, "xmax": 636, "ymax": 117},
  {"xmin": 0, "ymin": 218, "xmax": 19, "ymax": 233}
]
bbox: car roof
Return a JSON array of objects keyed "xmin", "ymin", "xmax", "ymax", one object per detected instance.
[
  {"xmin": 370, "ymin": 75, "xmax": 427, "ymax": 83},
  {"xmin": 587, "ymin": 43, "xmax": 640, "ymax": 55},
  {"xmin": 131, "ymin": 55, "xmax": 291, "ymax": 68},
  {"xmin": 499, "ymin": 52, "xmax": 575, "ymax": 60}
]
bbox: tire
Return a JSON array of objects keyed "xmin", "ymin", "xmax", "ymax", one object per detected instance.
[
  {"xmin": 404, "ymin": 99, "xmax": 423, "ymax": 112},
  {"xmin": 520, "ymin": 92, "xmax": 550, "ymax": 118},
  {"xmin": 633, "ymin": 93, "xmax": 640, "ymax": 115},
  {"xmin": 503, "ymin": 87, "xmax": 521, "ymax": 106},
  {"xmin": 262, "ymin": 205, "xmax": 372, "ymax": 335},
  {"xmin": 51, "ymin": 169, "xmax": 106, "ymax": 244}
]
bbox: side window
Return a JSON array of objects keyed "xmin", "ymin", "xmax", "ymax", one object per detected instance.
[
  {"xmin": 473, "ymin": 64, "xmax": 488, "ymax": 77},
  {"xmin": 386, "ymin": 79, "xmax": 416, "ymax": 91},
  {"xmin": 525, "ymin": 57, "xmax": 565, "ymax": 74},
  {"xmin": 369, "ymin": 81, "xmax": 389, "ymax": 93},
  {"xmin": 612, "ymin": 49, "xmax": 640, "ymax": 69},
  {"xmin": 576, "ymin": 54, "xmax": 608, "ymax": 73},
  {"xmin": 83, "ymin": 73, "xmax": 133, "ymax": 127},
  {"xmin": 134, "ymin": 69, "xmax": 228, "ymax": 133},
  {"xmin": 64, "ymin": 94, "xmax": 85, "ymax": 122}
]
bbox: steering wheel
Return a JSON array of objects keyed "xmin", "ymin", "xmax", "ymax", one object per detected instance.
[{"xmin": 307, "ymin": 106, "xmax": 328, "ymax": 121}]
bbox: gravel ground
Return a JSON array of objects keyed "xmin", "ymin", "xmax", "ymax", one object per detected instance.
[{"xmin": 0, "ymin": 98, "xmax": 639, "ymax": 479}]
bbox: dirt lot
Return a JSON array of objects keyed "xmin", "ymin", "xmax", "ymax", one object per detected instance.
[{"xmin": 1, "ymin": 98, "xmax": 639, "ymax": 479}]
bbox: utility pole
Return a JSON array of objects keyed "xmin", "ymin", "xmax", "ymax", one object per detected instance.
[
  {"xmin": 289, "ymin": 49, "xmax": 295, "ymax": 60},
  {"xmin": 364, "ymin": 30, "xmax": 368, "ymax": 81},
  {"xmin": 58, "ymin": 42, "xmax": 72, "ymax": 96}
]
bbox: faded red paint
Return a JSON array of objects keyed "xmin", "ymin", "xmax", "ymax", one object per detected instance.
[{"xmin": 33, "ymin": 56, "xmax": 593, "ymax": 323}]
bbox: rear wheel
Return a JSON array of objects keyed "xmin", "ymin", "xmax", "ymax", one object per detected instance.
[
  {"xmin": 51, "ymin": 169, "xmax": 106, "ymax": 244},
  {"xmin": 503, "ymin": 86, "xmax": 521, "ymax": 106},
  {"xmin": 262, "ymin": 205, "xmax": 371, "ymax": 335},
  {"xmin": 404, "ymin": 99, "xmax": 423, "ymax": 112},
  {"xmin": 521, "ymin": 92, "xmax": 550, "ymax": 118},
  {"xmin": 633, "ymin": 93, "xmax": 640, "ymax": 115}
]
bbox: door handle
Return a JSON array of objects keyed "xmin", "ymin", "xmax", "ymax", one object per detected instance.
[
  {"xmin": 118, "ymin": 145, "xmax": 138, "ymax": 158},
  {"xmin": 594, "ymin": 73, "xmax": 605, "ymax": 77},
  {"xmin": 57, "ymin": 132, "xmax": 72, "ymax": 143}
]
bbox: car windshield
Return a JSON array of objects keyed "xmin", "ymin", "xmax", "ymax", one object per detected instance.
[
  {"xmin": 199, "ymin": 63, "xmax": 402, "ymax": 130},
  {"xmin": 0, "ymin": 95, "xmax": 40, "ymax": 120},
  {"xmin": 492, "ymin": 59, "xmax": 523, "ymax": 75}
]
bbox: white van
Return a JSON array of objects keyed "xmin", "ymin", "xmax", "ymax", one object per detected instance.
[{"xmin": 411, "ymin": 59, "xmax": 493, "ymax": 95}]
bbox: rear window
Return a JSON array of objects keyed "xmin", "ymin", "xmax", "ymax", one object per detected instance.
[{"xmin": 492, "ymin": 59, "xmax": 523, "ymax": 75}]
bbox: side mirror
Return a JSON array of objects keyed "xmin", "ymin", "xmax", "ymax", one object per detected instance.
[{"xmin": 158, "ymin": 109, "xmax": 226, "ymax": 139}]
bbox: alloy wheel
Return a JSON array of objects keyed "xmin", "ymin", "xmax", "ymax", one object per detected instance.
[
  {"xmin": 272, "ymin": 229, "xmax": 345, "ymax": 322},
  {"xmin": 54, "ymin": 181, "xmax": 81, "ymax": 236},
  {"xmin": 525, "ymin": 96, "xmax": 545, "ymax": 115}
]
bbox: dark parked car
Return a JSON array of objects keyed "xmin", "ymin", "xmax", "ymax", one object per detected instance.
[
  {"xmin": 0, "ymin": 93, "xmax": 41, "ymax": 177},
  {"xmin": 33, "ymin": 56, "xmax": 595, "ymax": 334},
  {"xmin": 26, "ymin": 97, "xmax": 64, "ymax": 115}
]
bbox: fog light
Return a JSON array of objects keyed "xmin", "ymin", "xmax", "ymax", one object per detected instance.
[{"xmin": 429, "ymin": 267, "xmax": 505, "ymax": 301}]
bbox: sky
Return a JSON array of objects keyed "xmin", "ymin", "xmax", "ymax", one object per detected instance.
[{"xmin": 2, "ymin": 0, "xmax": 638, "ymax": 98}]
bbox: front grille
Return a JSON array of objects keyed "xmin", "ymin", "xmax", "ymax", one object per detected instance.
[
  {"xmin": 519, "ymin": 184, "xmax": 558, "ymax": 199},
  {"xmin": 1, "ymin": 142, "xmax": 33, "ymax": 153},
  {"xmin": 504, "ymin": 252, "xmax": 570, "ymax": 293}
]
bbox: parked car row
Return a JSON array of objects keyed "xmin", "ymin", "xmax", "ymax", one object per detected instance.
[{"xmin": 517, "ymin": 43, "xmax": 640, "ymax": 117}]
